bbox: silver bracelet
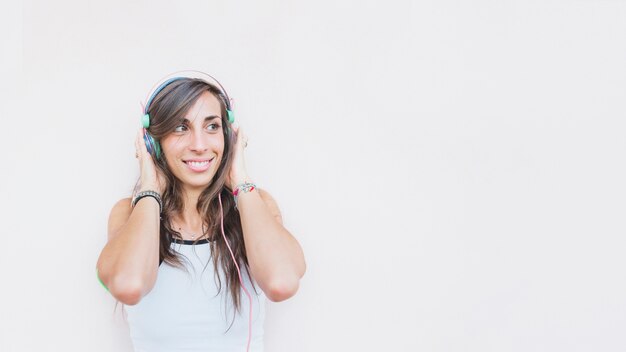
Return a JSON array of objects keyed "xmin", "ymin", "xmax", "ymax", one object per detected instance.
[
  {"xmin": 132, "ymin": 190, "xmax": 163, "ymax": 213},
  {"xmin": 232, "ymin": 182, "xmax": 256, "ymax": 209}
]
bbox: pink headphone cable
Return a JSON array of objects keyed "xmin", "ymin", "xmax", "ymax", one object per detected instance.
[{"xmin": 218, "ymin": 192, "xmax": 253, "ymax": 352}]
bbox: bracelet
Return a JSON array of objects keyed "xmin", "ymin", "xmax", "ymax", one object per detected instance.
[
  {"xmin": 132, "ymin": 190, "xmax": 163, "ymax": 213},
  {"xmin": 232, "ymin": 182, "xmax": 256, "ymax": 208}
]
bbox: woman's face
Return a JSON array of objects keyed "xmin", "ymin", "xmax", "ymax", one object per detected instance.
[{"xmin": 161, "ymin": 91, "xmax": 225, "ymax": 191}]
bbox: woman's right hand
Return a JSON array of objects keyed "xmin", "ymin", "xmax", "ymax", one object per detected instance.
[{"xmin": 135, "ymin": 128, "xmax": 166, "ymax": 194}]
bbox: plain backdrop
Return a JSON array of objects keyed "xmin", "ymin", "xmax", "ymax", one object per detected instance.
[{"xmin": 1, "ymin": 0, "xmax": 626, "ymax": 351}]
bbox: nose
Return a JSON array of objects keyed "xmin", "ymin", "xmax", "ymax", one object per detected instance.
[{"xmin": 189, "ymin": 129, "xmax": 209, "ymax": 153}]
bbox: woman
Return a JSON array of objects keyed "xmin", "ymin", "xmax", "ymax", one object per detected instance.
[{"xmin": 96, "ymin": 73, "xmax": 306, "ymax": 352}]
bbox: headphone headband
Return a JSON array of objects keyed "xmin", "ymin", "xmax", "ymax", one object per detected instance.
[{"xmin": 142, "ymin": 70, "xmax": 234, "ymax": 123}]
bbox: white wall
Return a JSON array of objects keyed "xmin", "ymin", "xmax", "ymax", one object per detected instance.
[{"xmin": 2, "ymin": 0, "xmax": 625, "ymax": 351}]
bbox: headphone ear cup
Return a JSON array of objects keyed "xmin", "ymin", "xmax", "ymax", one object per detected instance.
[
  {"xmin": 143, "ymin": 130, "xmax": 161, "ymax": 160},
  {"xmin": 225, "ymin": 125, "xmax": 236, "ymax": 147},
  {"xmin": 154, "ymin": 139, "xmax": 162, "ymax": 159}
]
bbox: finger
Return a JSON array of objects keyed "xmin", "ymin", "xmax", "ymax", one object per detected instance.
[
  {"xmin": 236, "ymin": 126, "xmax": 244, "ymax": 146},
  {"xmin": 138, "ymin": 128, "xmax": 151, "ymax": 159},
  {"xmin": 239, "ymin": 128, "xmax": 249, "ymax": 148},
  {"xmin": 135, "ymin": 128, "xmax": 142, "ymax": 158},
  {"xmin": 231, "ymin": 124, "xmax": 239, "ymax": 140}
]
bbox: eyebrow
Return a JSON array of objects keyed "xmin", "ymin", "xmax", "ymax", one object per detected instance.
[{"xmin": 181, "ymin": 115, "xmax": 221, "ymax": 123}]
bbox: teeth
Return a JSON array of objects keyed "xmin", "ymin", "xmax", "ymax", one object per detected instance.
[{"xmin": 187, "ymin": 161, "xmax": 209, "ymax": 167}]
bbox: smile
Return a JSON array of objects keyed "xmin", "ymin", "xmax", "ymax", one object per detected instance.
[{"xmin": 183, "ymin": 158, "xmax": 214, "ymax": 172}]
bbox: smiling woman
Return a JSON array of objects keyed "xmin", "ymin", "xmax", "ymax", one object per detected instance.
[{"xmin": 95, "ymin": 72, "xmax": 306, "ymax": 352}]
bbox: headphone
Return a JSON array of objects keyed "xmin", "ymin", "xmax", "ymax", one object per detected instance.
[{"xmin": 141, "ymin": 71, "xmax": 235, "ymax": 160}]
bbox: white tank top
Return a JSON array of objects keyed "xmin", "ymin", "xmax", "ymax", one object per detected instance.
[{"xmin": 124, "ymin": 238, "xmax": 266, "ymax": 352}]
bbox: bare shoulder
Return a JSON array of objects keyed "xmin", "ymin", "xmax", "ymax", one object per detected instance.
[
  {"xmin": 257, "ymin": 188, "xmax": 283, "ymax": 225},
  {"xmin": 107, "ymin": 198, "xmax": 133, "ymax": 241}
]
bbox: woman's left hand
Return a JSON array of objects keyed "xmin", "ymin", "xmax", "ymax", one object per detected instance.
[{"xmin": 227, "ymin": 124, "xmax": 250, "ymax": 189}]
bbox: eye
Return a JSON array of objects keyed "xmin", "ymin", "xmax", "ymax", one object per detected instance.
[
  {"xmin": 207, "ymin": 123, "xmax": 221, "ymax": 131},
  {"xmin": 174, "ymin": 124, "xmax": 187, "ymax": 132}
]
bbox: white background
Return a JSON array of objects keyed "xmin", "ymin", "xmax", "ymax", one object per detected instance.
[{"xmin": 1, "ymin": 0, "xmax": 625, "ymax": 351}]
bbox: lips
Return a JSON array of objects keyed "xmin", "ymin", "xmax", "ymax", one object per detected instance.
[{"xmin": 183, "ymin": 158, "xmax": 214, "ymax": 172}]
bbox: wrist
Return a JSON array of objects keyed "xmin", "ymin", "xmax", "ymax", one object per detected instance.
[
  {"xmin": 231, "ymin": 180, "xmax": 257, "ymax": 209},
  {"xmin": 132, "ymin": 190, "xmax": 163, "ymax": 213},
  {"xmin": 230, "ymin": 175, "xmax": 251, "ymax": 190},
  {"xmin": 140, "ymin": 183, "xmax": 163, "ymax": 194}
]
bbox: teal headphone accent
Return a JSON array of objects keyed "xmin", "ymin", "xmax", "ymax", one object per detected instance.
[
  {"xmin": 96, "ymin": 268, "xmax": 109, "ymax": 292},
  {"xmin": 142, "ymin": 113, "xmax": 150, "ymax": 128},
  {"xmin": 142, "ymin": 73, "xmax": 235, "ymax": 160},
  {"xmin": 227, "ymin": 109, "xmax": 234, "ymax": 124},
  {"xmin": 142, "ymin": 112, "xmax": 162, "ymax": 159},
  {"xmin": 143, "ymin": 127, "xmax": 162, "ymax": 159}
]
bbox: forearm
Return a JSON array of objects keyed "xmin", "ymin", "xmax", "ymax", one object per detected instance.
[
  {"xmin": 236, "ymin": 190, "xmax": 306, "ymax": 300},
  {"xmin": 96, "ymin": 199, "xmax": 160, "ymax": 303}
]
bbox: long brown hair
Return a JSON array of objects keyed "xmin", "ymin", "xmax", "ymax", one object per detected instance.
[{"xmin": 139, "ymin": 78, "xmax": 257, "ymax": 327}]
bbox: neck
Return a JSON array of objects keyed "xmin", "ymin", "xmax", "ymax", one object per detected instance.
[
  {"xmin": 172, "ymin": 187, "xmax": 205, "ymax": 237},
  {"xmin": 182, "ymin": 187, "xmax": 203, "ymax": 217}
]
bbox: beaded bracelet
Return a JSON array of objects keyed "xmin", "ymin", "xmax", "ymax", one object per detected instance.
[
  {"xmin": 232, "ymin": 182, "xmax": 256, "ymax": 208},
  {"xmin": 132, "ymin": 190, "xmax": 163, "ymax": 213}
]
